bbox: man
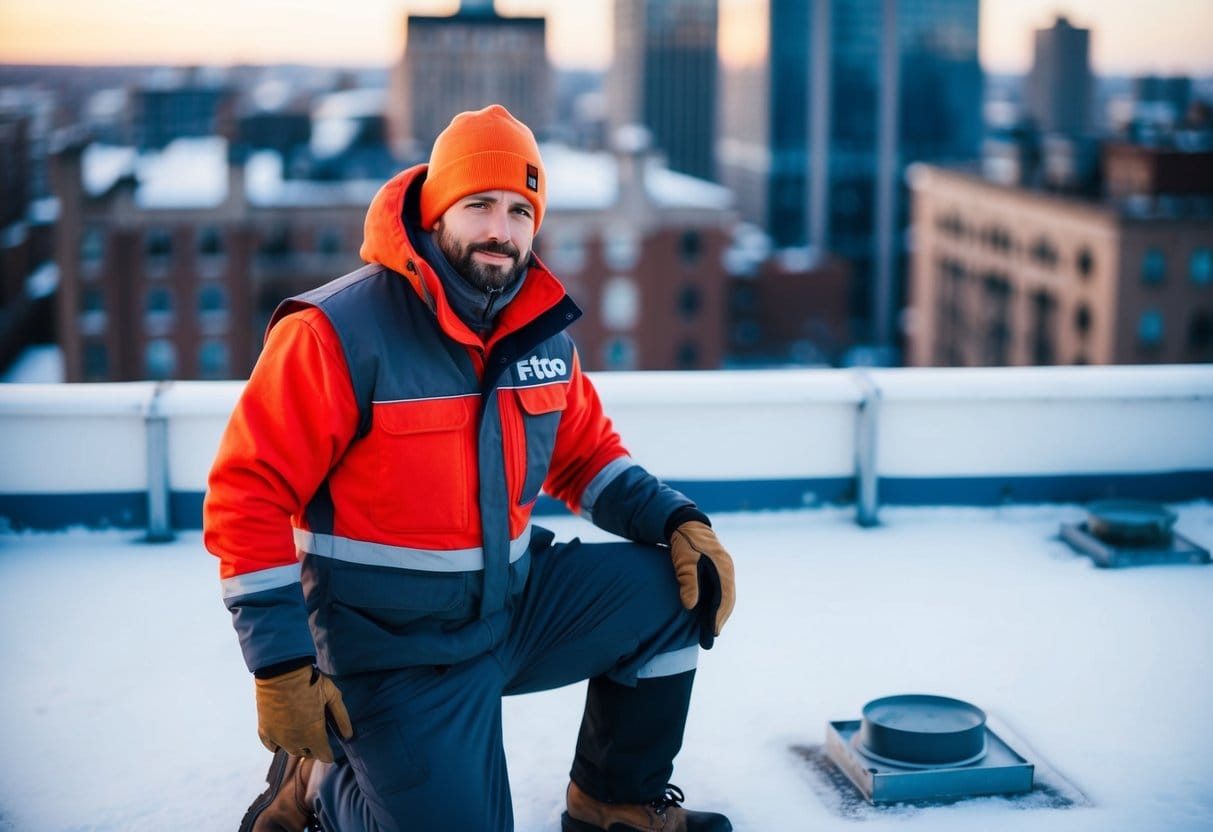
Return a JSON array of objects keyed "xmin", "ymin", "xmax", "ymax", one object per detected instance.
[{"xmin": 205, "ymin": 104, "xmax": 736, "ymax": 832}]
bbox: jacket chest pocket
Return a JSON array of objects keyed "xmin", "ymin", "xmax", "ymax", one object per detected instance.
[
  {"xmin": 511, "ymin": 383, "xmax": 568, "ymax": 506},
  {"xmin": 371, "ymin": 397, "xmax": 475, "ymax": 533}
]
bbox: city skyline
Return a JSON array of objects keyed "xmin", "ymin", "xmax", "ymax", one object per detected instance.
[{"xmin": 1, "ymin": 0, "xmax": 1211, "ymax": 76}]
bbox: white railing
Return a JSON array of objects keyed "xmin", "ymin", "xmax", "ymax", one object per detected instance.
[{"xmin": 1, "ymin": 365, "xmax": 1211, "ymax": 535}]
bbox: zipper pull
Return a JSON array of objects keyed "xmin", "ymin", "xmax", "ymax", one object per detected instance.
[{"xmin": 482, "ymin": 287, "xmax": 503, "ymax": 324}]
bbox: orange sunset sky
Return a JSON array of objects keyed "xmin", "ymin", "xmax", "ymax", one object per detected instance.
[{"xmin": 1, "ymin": 0, "xmax": 1211, "ymax": 75}]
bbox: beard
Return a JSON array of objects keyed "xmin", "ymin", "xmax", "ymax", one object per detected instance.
[{"xmin": 435, "ymin": 226, "xmax": 528, "ymax": 293}]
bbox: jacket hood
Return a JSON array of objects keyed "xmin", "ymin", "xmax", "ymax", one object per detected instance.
[
  {"xmin": 358, "ymin": 164, "xmax": 572, "ymax": 352},
  {"xmin": 359, "ymin": 164, "xmax": 428, "ymax": 282}
]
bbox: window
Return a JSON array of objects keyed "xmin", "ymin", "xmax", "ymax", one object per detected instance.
[
  {"xmin": 545, "ymin": 231, "xmax": 586, "ymax": 274},
  {"xmin": 317, "ymin": 226, "xmax": 342, "ymax": 256},
  {"xmin": 79, "ymin": 288, "xmax": 106, "ymax": 335},
  {"xmin": 676, "ymin": 341, "xmax": 701, "ymax": 369},
  {"xmin": 1188, "ymin": 311, "xmax": 1213, "ymax": 353},
  {"xmin": 199, "ymin": 283, "xmax": 230, "ymax": 335},
  {"xmin": 603, "ymin": 228, "xmax": 639, "ymax": 271},
  {"xmin": 678, "ymin": 285, "xmax": 702, "ymax": 323},
  {"xmin": 1142, "ymin": 248, "xmax": 1166, "ymax": 285},
  {"xmin": 1074, "ymin": 304, "xmax": 1092, "ymax": 336},
  {"xmin": 80, "ymin": 227, "xmax": 104, "ymax": 275},
  {"xmin": 197, "ymin": 226, "xmax": 224, "ymax": 258},
  {"xmin": 679, "ymin": 230, "xmax": 703, "ymax": 266},
  {"xmin": 146, "ymin": 286, "xmax": 174, "ymax": 315},
  {"xmin": 198, "ymin": 284, "xmax": 227, "ymax": 315},
  {"xmin": 80, "ymin": 287, "xmax": 105, "ymax": 314},
  {"xmin": 83, "ymin": 341, "xmax": 109, "ymax": 381},
  {"xmin": 602, "ymin": 336, "xmax": 637, "ymax": 370},
  {"xmin": 260, "ymin": 225, "xmax": 292, "ymax": 259},
  {"xmin": 145, "ymin": 227, "xmax": 173, "ymax": 275},
  {"xmin": 144, "ymin": 339, "xmax": 178, "ymax": 380},
  {"xmin": 1031, "ymin": 237, "xmax": 1058, "ymax": 269},
  {"xmin": 1030, "ymin": 291, "xmax": 1056, "ymax": 365},
  {"xmin": 601, "ymin": 276, "xmax": 639, "ymax": 331},
  {"xmin": 983, "ymin": 275, "xmax": 1012, "ymax": 366},
  {"xmin": 1191, "ymin": 249, "xmax": 1212, "ymax": 286},
  {"xmin": 1138, "ymin": 309, "xmax": 1164, "ymax": 348},
  {"xmin": 198, "ymin": 340, "xmax": 230, "ymax": 379},
  {"xmin": 197, "ymin": 226, "xmax": 225, "ymax": 276},
  {"xmin": 1077, "ymin": 247, "xmax": 1094, "ymax": 279}
]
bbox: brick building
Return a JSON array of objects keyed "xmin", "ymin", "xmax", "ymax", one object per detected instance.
[
  {"xmin": 49, "ymin": 128, "xmax": 735, "ymax": 381},
  {"xmin": 906, "ymin": 148, "xmax": 1213, "ymax": 367}
]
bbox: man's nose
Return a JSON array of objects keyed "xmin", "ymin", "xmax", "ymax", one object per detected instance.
[{"xmin": 485, "ymin": 206, "xmax": 512, "ymax": 242}]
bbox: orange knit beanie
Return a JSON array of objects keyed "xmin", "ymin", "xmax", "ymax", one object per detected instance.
[{"xmin": 419, "ymin": 104, "xmax": 546, "ymax": 232}]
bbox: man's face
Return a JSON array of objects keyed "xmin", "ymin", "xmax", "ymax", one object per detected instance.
[{"xmin": 433, "ymin": 190, "xmax": 536, "ymax": 292}]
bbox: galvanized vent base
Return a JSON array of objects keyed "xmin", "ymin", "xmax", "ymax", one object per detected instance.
[
  {"xmin": 1061, "ymin": 523, "xmax": 1211, "ymax": 568},
  {"xmin": 824, "ymin": 719, "xmax": 1034, "ymax": 804}
]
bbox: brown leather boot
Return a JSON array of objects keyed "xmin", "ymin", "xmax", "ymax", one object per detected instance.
[
  {"xmin": 238, "ymin": 749, "xmax": 318, "ymax": 832},
  {"xmin": 562, "ymin": 781, "xmax": 732, "ymax": 831}
]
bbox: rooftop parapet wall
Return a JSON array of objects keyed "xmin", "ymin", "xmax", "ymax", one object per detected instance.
[{"xmin": 1, "ymin": 365, "xmax": 1211, "ymax": 533}]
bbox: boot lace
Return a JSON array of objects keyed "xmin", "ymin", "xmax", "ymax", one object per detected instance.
[{"xmin": 647, "ymin": 784, "xmax": 687, "ymax": 817}]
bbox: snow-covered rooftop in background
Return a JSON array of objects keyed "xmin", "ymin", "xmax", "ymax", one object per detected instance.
[
  {"xmin": 243, "ymin": 150, "xmax": 383, "ymax": 208},
  {"xmin": 1, "ymin": 504, "xmax": 1211, "ymax": 831},
  {"xmin": 81, "ymin": 137, "xmax": 229, "ymax": 208},
  {"xmin": 135, "ymin": 136, "xmax": 229, "ymax": 209},
  {"xmin": 541, "ymin": 142, "xmax": 733, "ymax": 212},
  {"xmin": 77, "ymin": 133, "xmax": 732, "ymax": 213}
]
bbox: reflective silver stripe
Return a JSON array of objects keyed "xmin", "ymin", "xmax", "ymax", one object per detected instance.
[
  {"xmin": 220, "ymin": 563, "xmax": 301, "ymax": 600},
  {"xmin": 635, "ymin": 644, "xmax": 699, "ymax": 679},
  {"xmin": 293, "ymin": 524, "xmax": 533, "ymax": 572},
  {"xmin": 578, "ymin": 456, "xmax": 636, "ymax": 520},
  {"xmin": 371, "ymin": 393, "xmax": 478, "ymax": 405}
]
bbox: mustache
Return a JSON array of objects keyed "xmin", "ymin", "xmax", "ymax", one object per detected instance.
[{"xmin": 468, "ymin": 241, "xmax": 520, "ymax": 259}]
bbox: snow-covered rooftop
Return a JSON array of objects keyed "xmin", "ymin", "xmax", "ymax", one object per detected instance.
[
  {"xmin": 541, "ymin": 142, "xmax": 733, "ymax": 212},
  {"xmin": 77, "ymin": 135, "xmax": 732, "ymax": 213},
  {"xmin": 0, "ymin": 504, "xmax": 1210, "ymax": 831}
]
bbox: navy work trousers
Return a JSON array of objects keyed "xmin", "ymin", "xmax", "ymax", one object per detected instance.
[{"xmin": 313, "ymin": 532, "xmax": 703, "ymax": 832}]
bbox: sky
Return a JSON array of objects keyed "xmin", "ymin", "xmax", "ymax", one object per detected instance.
[{"xmin": 0, "ymin": 0, "xmax": 1211, "ymax": 76}]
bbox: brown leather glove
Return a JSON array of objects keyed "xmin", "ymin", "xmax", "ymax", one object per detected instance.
[
  {"xmin": 254, "ymin": 664, "xmax": 353, "ymax": 762},
  {"xmin": 669, "ymin": 521, "xmax": 736, "ymax": 649}
]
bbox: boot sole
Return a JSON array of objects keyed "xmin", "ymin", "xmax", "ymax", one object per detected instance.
[
  {"xmin": 238, "ymin": 749, "xmax": 289, "ymax": 832},
  {"xmin": 560, "ymin": 811, "xmax": 646, "ymax": 832},
  {"xmin": 561, "ymin": 808, "xmax": 733, "ymax": 832}
]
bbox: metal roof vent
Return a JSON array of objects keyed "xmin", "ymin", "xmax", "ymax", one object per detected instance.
[
  {"xmin": 1060, "ymin": 499, "xmax": 1210, "ymax": 568},
  {"xmin": 824, "ymin": 694, "xmax": 1035, "ymax": 804}
]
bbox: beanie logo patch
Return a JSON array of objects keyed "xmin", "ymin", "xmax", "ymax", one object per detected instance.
[{"xmin": 526, "ymin": 164, "xmax": 539, "ymax": 192}]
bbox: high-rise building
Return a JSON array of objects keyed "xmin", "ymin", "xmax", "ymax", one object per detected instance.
[
  {"xmin": 1025, "ymin": 16, "xmax": 1093, "ymax": 138},
  {"xmin": 135, "ymin": 68, "xmax": 236, "ymax": 150},
  {"xmin": 718, "ymin": 0, "xmax": 982, "ymax": 352},
  {"xmin": 610, "ymin": 0, "xmax": 719, "ymax": 181},
  {"xmin": 389, "ymin": 0, "xmax": 552, "ymax": 156}
]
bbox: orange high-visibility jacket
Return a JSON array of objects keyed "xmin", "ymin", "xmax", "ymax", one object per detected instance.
[{"xmin": 204, "ymin": 165, "xmax": 703, "ymax": 675}]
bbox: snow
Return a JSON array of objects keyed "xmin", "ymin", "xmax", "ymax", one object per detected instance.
[
  {"xmin": 75, "ymin": 133, "xmax": 729, "ymax": 214},
  {"xmin": 134, "ymin": 137, "xmax": 229, "ymax": 209},
  {"xmin": 1, "ymin": 347, "xmax": 64, "ymax": 384},
  {"xmin": 1, "ymin": 503, "xmax": 1212, "ymax": 831},
  {"xmin": 25, "ymin": 262, "xmax": 59, "ymax": 300},
  {"xmin": 542, "ymin": 144, "xmax": 734, "ymax": 212},
  {"xmin": 81, "ymin": 144, "xmax": 137, "ymax": 197},
  {"xmin": 244, "ymin": 150, "xmax": 382, "ymax": 208}
]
